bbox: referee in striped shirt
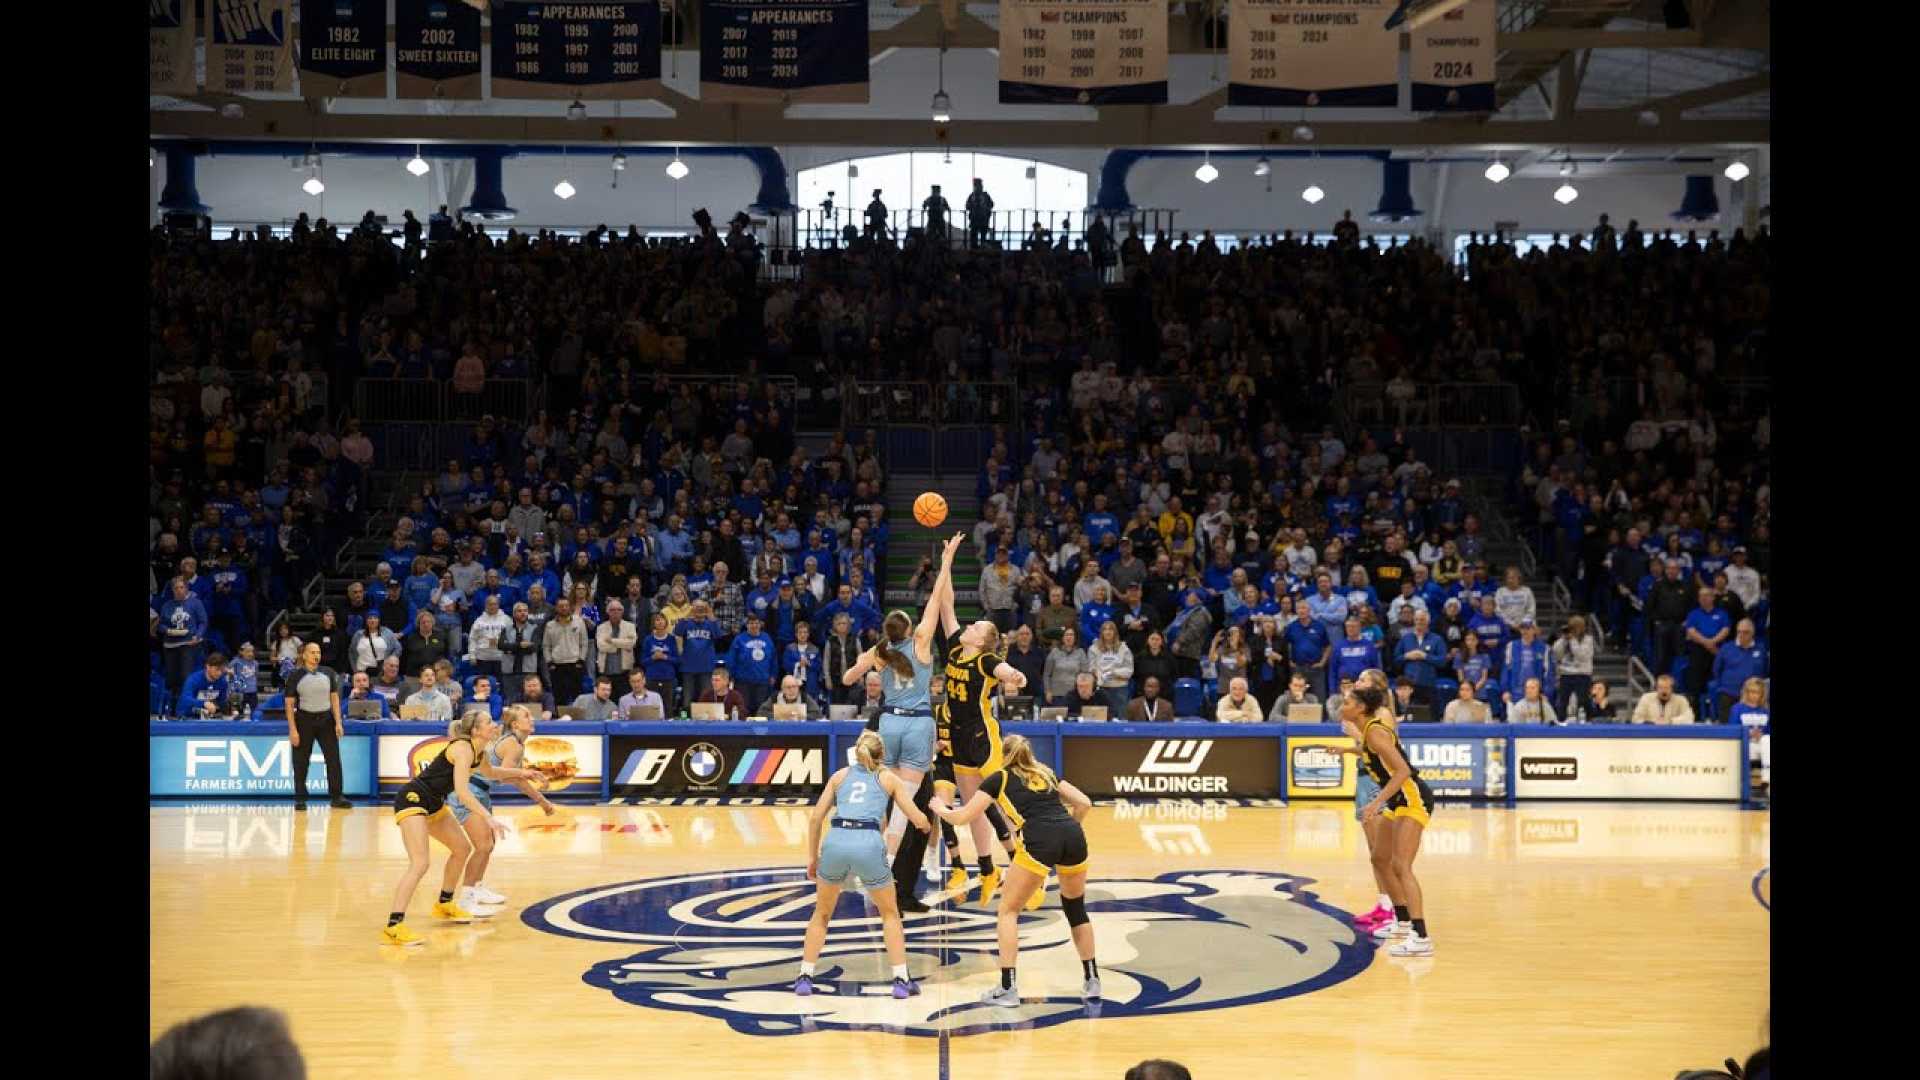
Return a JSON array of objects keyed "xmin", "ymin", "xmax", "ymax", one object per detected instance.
[{"xmin": 285, "ymin": 643, "xmax": 349, "ymax": 812}]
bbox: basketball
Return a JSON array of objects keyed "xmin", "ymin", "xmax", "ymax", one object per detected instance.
[{"xmin": 913, "ymin": 491, "xmax": 948, "ymax": 527}]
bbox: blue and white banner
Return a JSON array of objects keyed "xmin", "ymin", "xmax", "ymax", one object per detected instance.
[
  {"xmin": 998, "ymin": 0, "xmax": 1168, "ymax": 106},
  {"xmin": 1409, "ymin": 0, "xmax": 1495, "ymax": 111},
  {"xmin": 1399, "ymin": 734, "xmax": 1504, "ymax": 800},
  {"xmin": 1229, "ymin": 0, "xmax": 1398, "ymax": 108},
  {"xmin": 209, "ymin": 0, "xmax": 295, "ymax": 94},
  {"xmin": 396, "ymin": 0, "xmax": 484, "ymax": 99},
  {"xmin": 150, "ymin": 0, "xmax": 198, "ymax": 96},
  {"xmin": 151, "ymin": 734, "xmax": 373, "ymax": 797},
  {"xmin": 700, "ymin": 0, "xmax": 868, "ymax": 104},
  {"xmin": 298, "ymin": 0, "xmax": 388, "ymax": 98},
  {"xmin": 489, "ymin": 1, "xmax": 662, "ymax": 100}
]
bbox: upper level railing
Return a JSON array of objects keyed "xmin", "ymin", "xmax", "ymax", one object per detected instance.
[
  {"xmin": 351, "ymin": 378, "xmax": 541, "ymax": 424},
  {"xmin": 1339, "ymin": 381, "xmax": 1525, "ymax": 429}
]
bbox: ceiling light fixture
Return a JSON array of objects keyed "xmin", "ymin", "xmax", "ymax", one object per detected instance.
[
  {"xmin": 931, "ymin": 33, "xmax": 952, "ymax": 123},
  {"xmin": 1253, "ymin": 156, "xmax": 1271, "ymax": 177},
  {"xmin": 665, "ymin": 150, "xmax": 689, "ymax": 180},
  {"xmin": 553, "ymin": 179, "xmax": 576, "ymax": 199},
  {"xmin": 1293, "ymin": 123, "xmax": 1315, "ymax": 142},
  {"xmin": 1302, "ymin": 184, "xmax": 1325, "ymax": 204},
  {"xmin": 1484, "ymin": 158, "xmax": 1510, "ymax": 183},
  {"xmin": 302, "ymin": 172, "xmax": 325, "ymax": 196},
  {"xmin": 406, "ymin": 145, "xmax": 430, "ymax": 177},
  {"xmin": 1724, "ymin": 159, "xmax": 1750, "ymax": 182},
  {"xmin": 1553, "ymin": 181, "xmax": 1578, "ymax": 204},
  {"xmin": 567, "ymin": 99, "xmax": 586, "ymax": 121},
  {"xmin": 1195, "ymin": 153, "xmax": 1219, "ymax": 184}
]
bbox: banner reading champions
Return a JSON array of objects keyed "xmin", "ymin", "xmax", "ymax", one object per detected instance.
[
  {"xmin": 298, "ymin": 0, "xmax": 388, "ymax": 98},
  {"xmin": 395, "ymin": 0, "xmax": 484, "ymax": 99},
  {"xmin": 150, "ymin": 0, "xmax": 198, "ymax": 96},
  {"xmin": 210, "ymin": 0, "xmax": 295, "ymax": 95},
  {"xmin": 490, "ymin": 1, "xmax": 663, "ymax": 100},
  {"xmin": 700, "ymin": 0, "xmax": 868, "ymax": 104},
  {"xmin": 1409, "ymin": 0, "xmax": 1495, "ymax": 111},
  {"xmin": 999, "ymin": 0, "xmax": 1168, "ymax": 106},
  {"xmin": 1230, "ymin": 0, "xmax": 1398, "ymax": 108}
]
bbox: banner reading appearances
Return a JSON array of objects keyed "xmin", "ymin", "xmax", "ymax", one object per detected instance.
[
  {"xmin": 489, "ymin": 1, "xmax": 662, "ymax": 100},
  {"xmin": 210, "ymin": 0, "xmax": 295, "ymax": 95},
  {"xmin": 151, "ymin": 735, "xmax": 373, "ymax": 797},
  {"xmin": 150, "ymin": 0, "xmax": 198, "ymax": 96},
  {"xmin": 298, "ymin": 0, "xmax": 387, "ymax": 99},
  {"xmin": 377, "ymin": 733, "xmax": 606, "ymax": 795},
  {"xmin": 700, "ymin": 0, "xmax": 868, "ymax": 104},
  {"xmin": 1512, "ymin": 736, "xmax": 1743, "ymax": 801},
  {"xmin": 1229, "ymin": 0, "xmax": 1398, "ymax": 108},
  {"xmin": 1062, "ymin": 735, "xmax": 1279, "ymax": 798},
  {"xmin": 998, "ymin": 0, "xmax": 1168, "ymax": 106},
  {"xmin": 396, "ymin": 0, "xmax": 484, "ymax": 99},
  {"xmin": 1409, "ymin": 0, "xmax": 1495, "ymax": 111},
  {"xmin": 610, "ymin": 735, "xmax": 830, "ymax": 797}
]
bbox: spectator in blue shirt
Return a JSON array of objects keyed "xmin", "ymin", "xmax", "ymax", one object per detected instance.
[
  {"xmin": 640, "ymin": 612, "xmax": 682, "ymax": 711},
  {"xmin": 159, "ymin": 577, "xmax": 210, "ymax": 710},
  {"xmin": 1079, "ymin": 584, "xmax": 1117, "ymax": 648},
  {"xmin": 1283, "ymin": 606, "xmax": 1332, "ymax": 698},
  {"xmin": 1682, "ymin": 586, "xmax": 1732, "ymax": 708},
  {"xmin": 1457, "ymin": 630, "xmax": 1494, "ymax": 704},
  {"xmin": 1330, "ymin": 617, "xmax": 1380, "ymax": 688},
  {"xmin": 724, "ymin": 613, "xmax": 777, "ymax": 714},
  {"xmin": 1500, "ymin": 618, "xmax": 1555, "ymax": 711},
  {"xmin": 783, "ymin": 620, "xmax": 824, "ymax": 702},
  {"xmin": 177, "ymin": 652, "xmax": 234, "ymax": 718},
  {"xmin": 1395, "ymin": 611, "xmax": 1447, "ymax": 706},
  {"xmin": 1709, "ymin": 618, "xmax": 1767, "ymax": 723},
  {"xmin": 675, "ymin": 600, "xmax": 723, "ymax": 714},
  {"xmin": 1306, "ymin": 573, "xmax": 1348, "ymax": 643},
  {"xmin": 1465, "ymin": 595, "xmax": 1508, "ymax": 677}
]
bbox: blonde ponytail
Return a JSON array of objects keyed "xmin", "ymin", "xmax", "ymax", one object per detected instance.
[
  {"xmin": 1002, "ymin": 733, "xmax": 1056, "ymax": 791},
  {"xmin": 853, "ymin": 729, "xmax": 884, "ymax": 772}
]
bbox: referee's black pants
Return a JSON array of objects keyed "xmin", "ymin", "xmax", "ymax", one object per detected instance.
[{"xmin": 291, "ymin": 709, "xmax": 343, "ymax": 802}]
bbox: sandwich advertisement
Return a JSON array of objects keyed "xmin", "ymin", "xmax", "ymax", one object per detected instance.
[
  {"xmin": 377, "ymin": 734, "xmax": 604, "ymax": 795},
  {"xmin": 151, "ymin": 735, "xmax": 373, "ymax": 797}
]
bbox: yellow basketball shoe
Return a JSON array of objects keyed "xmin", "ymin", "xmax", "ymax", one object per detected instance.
[
  {"xmin": 381, "ymin": 922, "xmax": 425, "ymax": 947},
  {"xmin": 977, "ymin": 867, "xmax": 1002, "ymax": 908},
  {"xmin": 946, "ymin": 865, "xmax": 971, "ymax": 895},
  {"xmin": 431, "ymin": 900, "xmax": 475, "ymax": 923},
  {"xmin": 1025, "ymin": 881, "xmax": 1047, "ymax": 910}
]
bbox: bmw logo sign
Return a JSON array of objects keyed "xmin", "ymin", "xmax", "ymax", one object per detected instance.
[{"xmin": 683, "ymin": 742, "xmax": 725, "ymax": 785}]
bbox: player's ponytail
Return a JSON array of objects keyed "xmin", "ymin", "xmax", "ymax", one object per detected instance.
[
  {"xmin": 874, "ymin": 610, "xmax": 915, "ymax": 679},
  {"xmin": 1002, "ymin": 733, "xmax": 1056, "ymax": 791},
  {"xmin": 853, "ymin": 729, "xmax": 885, "ymax": 772},
  {"xmin": 448, "ymin": 707, "xmax": 490, "ymax": 740}
]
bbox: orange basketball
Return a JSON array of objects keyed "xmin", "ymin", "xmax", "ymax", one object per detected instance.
[{"xmin": 913, "ymin": 492, "xmax": 949, "ymax": 528}]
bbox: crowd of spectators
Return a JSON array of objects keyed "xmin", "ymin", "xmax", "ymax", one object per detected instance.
[{"xmin": 149, "ymin": 202, "xmax": 1769, "ymax": 728}]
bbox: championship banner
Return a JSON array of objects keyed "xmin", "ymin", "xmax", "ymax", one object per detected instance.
[
  {"xmin": 151, "ymin": 734, "xmax": 372, "ymax": 797},
  {"xmin": 609, "ymin": 735, "xmax": 829, "ymax": 797},
  {"xmin": 150, "ymin": 0, "xmax": 198, "ymax": 96},
  {"xmin": 298, "ymin": 0, "xmax": 387, "ymax": 99},
  {"xmin": 1229, "ymin": 0, "xmax": 1398, "ymax": 108},
  {"xmin": 396, "ymin": 0, "xmax": 484, "ymax": 99},
  {"xmin": 699, "ymin": 0, "xmax": 868, "ymax": 104},
  {"xmin": 377, "ymin": 733, "xmax": 605, "ymax": 795},
  {"xmin": 209, "ymin": 0, "xmax": 295, "ymax": 95},
  {"xmin": 998, "ymin": 0, "xmax": 1168, "ymax": 106},
  {"xmin": 1061, "ymin": 735, "xmax": 1279, "ymax": 798},
  {"xmin": 1408, "ymin": 0, "xmax": 1494, "ymax": 111},
  {"xmin": 1512, "ymin": 736, "xmax": 1743, "ymax": 801},
  {"xmin": 489, "ymin": 1, "xmax": 662, "ymax": 100}
]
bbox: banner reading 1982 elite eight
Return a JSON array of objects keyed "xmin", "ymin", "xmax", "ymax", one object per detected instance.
[
  {"xmin": 150, "ymin": 1, "xmax": 197, "ymax": 96},
  {"xmin": 700, "ymin": 0, "xmax": 868, "ymax": 104},
  {"xmin": 1229, "ymin": 0, "xmax": 1398, "ymax": 108},
  {"xmin": 209, "ymin": 0, "xmax": 295, "ymax": 95},
  {"xmin": 396, "ymin": 0, "xmax": 484, "ymax": 99},
  {"xmin": 1409, "ymin": 0, "xmax": 1495, "ymax": 111},
  {"xmin": 998, "ymin": 0, "xmax": 1168, "ymax": 106},
  {"xmin": 298, "ymin": 0, "xmax": 388, "ymax": 98},
  {"xmin": 490, "ymin": 2, "xmax": 663, "ymax": 100}
]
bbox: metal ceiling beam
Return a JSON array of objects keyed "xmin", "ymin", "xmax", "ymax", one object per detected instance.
[
  {"xmin": 149, "ymin": 101, "xmax": 1766, "ymax": 150},
  {"xmin": 1609, "ymin": 72, "xmax": 1770, "ymax": 117}
]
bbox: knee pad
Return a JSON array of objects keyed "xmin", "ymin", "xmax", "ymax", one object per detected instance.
[{"xmin": 1062, "ymin": 895, "xmax": 1089, "ymax": 927}]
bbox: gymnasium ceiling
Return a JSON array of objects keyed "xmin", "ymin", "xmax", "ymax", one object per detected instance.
[{"xmin": 149, "ymin": 0, "xmax": 1768, "ymax": 151}]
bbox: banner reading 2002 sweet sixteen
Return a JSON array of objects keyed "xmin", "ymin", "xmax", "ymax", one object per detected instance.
[
  {"xmin": 1230, "ymin": 0, "xmax": 1398, "ymax": 108},
  {"xmin": 998, "ymin": 0, "xmax": 1168, "ymax": 106}
]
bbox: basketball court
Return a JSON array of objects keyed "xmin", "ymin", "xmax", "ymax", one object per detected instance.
[{"xmin": 150, "ymin": 799, "xmax": 1769, "ymax": 1078}]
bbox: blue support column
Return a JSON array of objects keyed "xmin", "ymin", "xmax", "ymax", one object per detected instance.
[
  {"xmin": 157, "ymin": 145, "xmax": 209, "ymax": 215},
  {"xmin": 1371, "ymin": 159, "xmax": 1421, "ymax": 223},
  {"xmin": 462, "ymin": 147, "xmax": 517, "ymax": 220}
]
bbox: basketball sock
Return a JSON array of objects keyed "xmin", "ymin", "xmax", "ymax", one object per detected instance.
[
  {"xmin": 1082, "ymin": 958, "xmax": 1099, "ymax": 980},
  {"xmin": 1000, "ymin": 966, "xmax": 1016, "ymax": 990},
  {"xmin": 1393, "ymin": 904, "xmax": 1410, "ymax": 924},
  {"xmin": 978, "ymin": 856, "xmax": 995, "ymax": 877},
  {"xmin": 440, "ymin": 891, "xmax": 455, "ymax": 905},
  {"xmin": 1377, "ymin": 893, "xmax": 1392, "ymax": 910},
  {"xmin": 1412, "ymin": 918, "xmax": 1428, "ymax": 938},
  {"xmin": 387, "ymin": 913, "xmax": 405, "ymax": 928},
  {"xmin": 892, "ymin": 964, "xmax": 909, "ymax": 981},
  {"xmin": 799, "ymin": 961, "xmax": 816, "ymax": 977}
]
